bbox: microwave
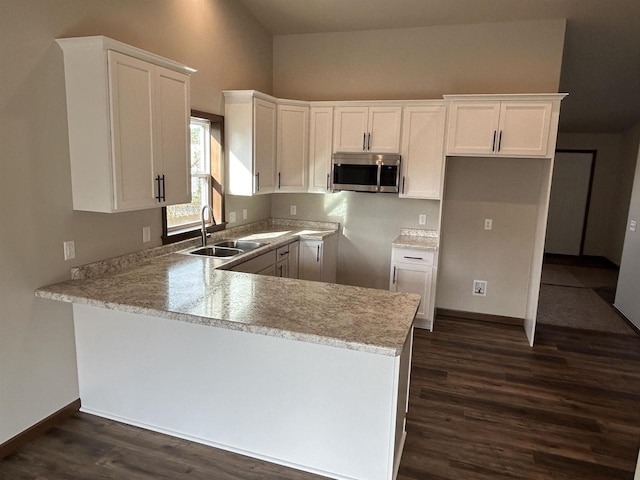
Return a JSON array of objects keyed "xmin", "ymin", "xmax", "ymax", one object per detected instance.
[{"xmin": 331, "ymin": 153, "xmax": 401, "ymax": 193}]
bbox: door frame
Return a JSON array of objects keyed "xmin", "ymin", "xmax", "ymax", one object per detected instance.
[{"xmin": 552, "ymin": 149, "xmax": 597, "ymax": 256}]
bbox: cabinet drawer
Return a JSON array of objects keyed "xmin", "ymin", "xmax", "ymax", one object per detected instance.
[
  {"xmin": 391, "ymin": 248, "xmax": 435, "ymax": 266},
  {"xmin": 276, "ymin": 244, "xmax": 290, "ymax": 259}
]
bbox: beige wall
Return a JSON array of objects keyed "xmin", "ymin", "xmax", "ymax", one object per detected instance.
[
  {"xmin": 273, "ymin": 19, "xmax": 566, "ymax": 100},
  {"xmin": 271, "ymin": 194, "xmax": 441, "ymax": 289},
  {"xmin": 615, "ymin": 122, "xmax": 640, "ymax": 325},
  {"xmin": 555, "ymin": 133, "xmax": 627, "ymax": 263},
  {"xmin": 438, "ymin": 157, "xmax": 548, "ymax": 318},
  {"xmin": 0, "ymin": 0, "xmax": 272, "ymax": 444}
]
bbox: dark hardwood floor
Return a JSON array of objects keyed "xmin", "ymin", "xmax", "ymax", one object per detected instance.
[{"xmin": 1, "ymin": 317, "xmax": 639, "ymax": 479}]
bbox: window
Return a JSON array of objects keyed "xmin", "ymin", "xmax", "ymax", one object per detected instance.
[{"xmin": 162, "ymin": 111, "xmax": 224, "ymax": 243}]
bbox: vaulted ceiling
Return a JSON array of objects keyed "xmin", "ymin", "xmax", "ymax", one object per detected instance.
[{"xmin": 239, "ymin": 0, "xmax": 640, "ymax": 133}]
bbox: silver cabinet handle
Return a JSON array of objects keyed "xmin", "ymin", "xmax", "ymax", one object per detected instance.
[{"xmin": 255, "ymin": 173, "xmax": 260, "ymax": 192}]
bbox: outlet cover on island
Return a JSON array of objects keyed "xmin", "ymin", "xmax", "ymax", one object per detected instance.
[
  {"xmin": 290, "ymin": 205, "xmax": 297, "ymax": 215},
  {"xmin": 229, "ymin": 211, "xmax": 237, "ymax": 223},
  {"xmin": 484, "ymin": 219, "xmax": 493, "ymax": 230},
  {"xmin": 419, "ymin": 214, "xmax": 426, "ymax": 225},
  {"xmin": 473, "ymin": 280, "xmax": 487, "ymax": 296},
  {"xmin": 243, "ymin": 209, "xmax": 248, "ymax": 220},
  {"xmin": 142, "ymin": 226, "xmax": 151, "ymax": 243},
  {"xmin": 63, "ymin": 240, "xmax": 76, "ymax": 261}
]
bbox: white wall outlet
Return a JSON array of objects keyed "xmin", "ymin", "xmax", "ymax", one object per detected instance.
[
  {"xmin": 243, "ymin": 209, "xmax": 248, "ymax": 220},
  {"xmin": 63, "ymin": 240, "xmax": 76, "ymax": 261},
  {"xmin": 229, "ymin": 211, "xmax": 237, "ymax": 223},
  {"xmin": 473, "ymin": 280, "xmax": 487, "ymax": 296},
  {"xmin": 484, "ymin": 219, "xmax": 493, "ymax": 230},
  {"xmin": 142, "ymin": 226, "xmax": 151, "ymax": 243},
  {"xmin": 419, "ymin": 214, "xmax": 427, "ymax": 225},
  {"xmin": 290, "ymin": 205, "xmax": 297, "ymax": 215},
  {"xmin": 630, "ymin": 219, "xmax": 637, "ymax": 232}
]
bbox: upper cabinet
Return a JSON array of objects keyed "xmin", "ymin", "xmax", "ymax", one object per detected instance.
[
  {"xmin": 333, "ymin": 106, "xmax": 401, "ymax": 153},
  {"xmin": 399, "ymin": 104, "xmax": 447, "ymax": 199},
  {"xmin": 277, "ymin": 102, "xmax": 309, "ymax": 192},
  {"xmin": 56, "ymin": 36, "xmax": 195, "ymax": 213},
  {"xmin": 308, "ymin": 107, "xmax": 334, "ymax": 194},
  {"xmin": 444, "ymin": 94, "xmax": 566, "ymax": 158}
]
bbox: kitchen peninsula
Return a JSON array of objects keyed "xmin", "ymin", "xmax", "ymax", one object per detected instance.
[{"xmin": 36, "ymin": 219, "xmax": 420, "ymax": 480}]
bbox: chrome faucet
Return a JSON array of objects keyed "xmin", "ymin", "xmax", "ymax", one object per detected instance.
[{"xmin": 201, "ymin": 205, "xmax": 216, "ymax": 247}]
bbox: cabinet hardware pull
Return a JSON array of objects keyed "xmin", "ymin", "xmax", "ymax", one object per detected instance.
[
  {"xmin": 402, "ymin": 176, "xmax": 406, "ymax": 195},
  {"xmin": 498, "ymin": 130, "xmax": 503, "ymax": 152},
  {"xmin": 492, "ymin": 131, "xmax": 497, "ymax": 152},
  {"xmin": 367, "ymin": 132, "xmax": 371, "ymax": 151},
  {"xmin": 326, "ymin": 173, "xmax": 330, "ymax": 191},
  {"xmin": 279, "ymin": 251, "xmax": 288, "ymax": 256},
  {"xmin": 279, "ymin": 265, "xmax": 283, "ymax": 277},
  {"xmin": 393, "ymin": 266, "xmax": 397, "ymax": 284},
  {"xmin": 403, "ymin": 256, "xmax": 423, "ymax": 260},
  {"xmin": 316, "ymin": 245, "xmax": 320, "ymax": 262},
  {"xmin": 161, "ymin": 175, "xmax": 166, "ymax": 202},
  {"xmin": 155, "ymin": 175, "xmax": 162, "ymax": 202},
  {"xmin": 278, "ymin": 172, "xmax": 281, "ymax": 189},
  {"xmin": 362, "ymin": 132, "xmax": 366, "ymax": 151},
  {"xmin": 255, "ymin": 173, "xmax": 259, "ymax": 192}
]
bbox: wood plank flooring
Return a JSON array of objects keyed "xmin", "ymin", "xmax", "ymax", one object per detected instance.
[{"xmin": 1, "ymin": 317, "xmax": 639, "ymax": 479}]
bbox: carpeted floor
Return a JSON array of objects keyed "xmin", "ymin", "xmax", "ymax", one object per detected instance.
[{"xmin": 538, "ymin": 258, "xmax": 636, "ymax": 335}]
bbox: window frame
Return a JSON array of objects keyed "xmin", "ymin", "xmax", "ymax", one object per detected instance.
[{"xmin": 162, "ymin": 110, "xmax": 225, "ymax": 245}]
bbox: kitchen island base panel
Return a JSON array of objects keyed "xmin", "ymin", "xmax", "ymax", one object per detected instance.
[{"xmin": 73, "ymin": 304, "xmax": 411, "ymax": 480}]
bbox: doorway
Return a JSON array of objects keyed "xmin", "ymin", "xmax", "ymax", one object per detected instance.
[{"xmin": 545, "ymin": 150, "xmax": 596, "ymax": 255}]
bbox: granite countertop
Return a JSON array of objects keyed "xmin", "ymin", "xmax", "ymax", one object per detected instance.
[
  {"xmin": 392, "ymin": 228, "xmax": 440, "ymax": 251},
  {"xmin": 36, "ymin": 219, "xmax": 420, "ymax": 357}
]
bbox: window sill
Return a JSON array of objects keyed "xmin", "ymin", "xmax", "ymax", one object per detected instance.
[{"xmin": 162, "ymin": 222, "xmax": 228, "ymax": 245}]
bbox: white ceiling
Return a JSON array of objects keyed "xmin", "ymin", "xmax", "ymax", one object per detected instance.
[{"xmin": 239, "ymin": 0, "xmax": 640, "ymax": 133}]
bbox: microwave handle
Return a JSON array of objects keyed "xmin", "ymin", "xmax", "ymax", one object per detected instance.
[{"xmin": 376, "ymin": 163, "xmax": 382, "ymax": 192}]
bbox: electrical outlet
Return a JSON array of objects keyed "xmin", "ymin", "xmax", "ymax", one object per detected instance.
[
  {"xmin": 484, "ymin": 219, "xmax": 493, "ymax": 230},
  {"xmin": 630, "ymin": 220, "xmax": 637, "ymax": 232},
  {"xmin": 290, "ymin": 205, "xmax": 297, "ymax": 215},
  {"xmin": 142, "ymin": 226, "xmax": 151, "ymax": 243},
  {"xmin": 419, "ymin": 214, "xmax": 426, "ymax": 225},
  {"xmin": 63, "ymin": 240, "xmax": 76, "ymax": 261},
  {"xmin": 243, "ymin": 209, "xmax": 248, "ymax": 220},
  {"xmin": 229, "ymin": 211, "xmax": 237, "ymax": 223},
  {"xmin": 473, "ymin": 280, "xmax": 487, "ymax": 296}
]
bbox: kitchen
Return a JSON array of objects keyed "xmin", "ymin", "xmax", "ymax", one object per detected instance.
[{"xmin": 2, "ymin": 0, "xmax": 640, "ymax": 479}]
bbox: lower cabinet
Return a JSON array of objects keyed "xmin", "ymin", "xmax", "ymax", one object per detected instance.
[
  {"xmin": 230, "ymin": 250, "xmax": 276, "ymax": 275},
  {"xmin": 230, "ymin": 241, "xmax": 300, "ymax": 278},
  {"xmin": 389, "ymin": 247, "xmax": 437, "ymax": 331},
  {"xmin": 276, "ymin": 241, "xmax": 299, "ymax": 278},
  {"xmin": 299, "ymin": 235, "xmax": 337, "ymax": 283}
]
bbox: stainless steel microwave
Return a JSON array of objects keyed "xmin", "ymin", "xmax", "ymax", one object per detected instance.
[{"xmin": 331, "ymin": 153, "xmax": 401, "ymax": 193}]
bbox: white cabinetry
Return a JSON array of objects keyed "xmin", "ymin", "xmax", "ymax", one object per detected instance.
[
  {"xmin": 390, "ymin": 247, "xmax": 437, "ymax": 331},
  {"xmin": 277, "ymin": 103, "xmax": 309, "ymax": 192},
  {"xmin": 56, "ymin": 36, "xmax": 194, "ymax": 213},
  {"xmin": 399, "ymin": 104, "xmax": 447, "ymax": 199},
  {"xmin": 445, "ymin": 94, "xmax": 565, "ymax": 158},
  {"xmin": 308, "ymin": 107, "xmax": 334, "ymax": 193},
  {"xmin": 276, "ymin": 241, "xmax": 299, "ymax": 278},
  {"xmin": 224, "ymin": 91, "xmax": 276, "ymax": 196},
  {"xmin": 299, "ymin": 235, "xmax": 338, "ymax": 283},
  {"xmin": 333, "ymin": 106, "xmax": 401, "ymax": 153}
]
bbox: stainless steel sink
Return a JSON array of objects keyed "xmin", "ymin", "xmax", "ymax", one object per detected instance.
[
  {"xmin": 213, "ymin": 240, "xmax": 265, "ymax": 251},
  {"xmin": 189, "ymin": 247, "xmax": 242, "ymax": 258}
]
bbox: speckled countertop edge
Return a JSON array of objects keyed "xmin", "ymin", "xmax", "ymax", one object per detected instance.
[{"xmin": 392, "ymin": 228, "xmax": 440, "ymax": 251}]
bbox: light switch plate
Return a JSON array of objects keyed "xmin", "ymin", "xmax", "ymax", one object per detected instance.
[{"xmin": 63, "ymin": 240, "xmax": 76, "ymax": 261}]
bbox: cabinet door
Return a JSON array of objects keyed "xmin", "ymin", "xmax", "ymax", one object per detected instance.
[
  {"xmin": 299, "ymin": 240, "xmax": 322, "ymax": 281},
  {"xmin": 253, "ymin": 98, "xmax": 276, "ymax": 194},
  {"xmin": 368, "ymin": 106, "xmax": 402, "ymax": 153},
  {"xmin": 277, "ymin": 104, "xmax": 309, "ymax": 192},
  {"xmin": 390, "ymin": 262, "xmax": 433, "ymax": 328},
  {"xmin": 446, "ymin": 101, "xmax": 500, "ymax": 156},
  {"xmin": 333, "ymin": 107, "xmax": 368, "ymax": 152},
  {"xmin": 400, "ymin": 105, "xmax": 446, "ymax": 199},
  {"xmin": 308, "ymin": 107, "xmax": 333, "ymax": 193},
  {"xmin": 288, "ymin": 241, "xmax": 299, "ymax": 278},
  {"xmin": 108, "ymin": 51, "xmax": 157, "ymax": 211},
  {"xmin": 497, "ymin": 101, "xmax": 552, "ymax": 157},
  {"xmin": 155, "ymin": 66, "xmax": 191, "ymax": 205}
]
